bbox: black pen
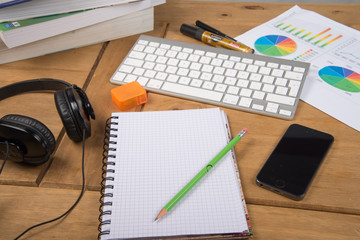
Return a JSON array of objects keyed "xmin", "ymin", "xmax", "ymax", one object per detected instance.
[{"xmin": 196, "ymin": 20, "xmax": 239, "ymax": 43}]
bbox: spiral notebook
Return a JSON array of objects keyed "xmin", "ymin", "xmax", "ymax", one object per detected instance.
[{"xmin": 99, "ymin": 108, "xmax": 252, "ymax": 239}]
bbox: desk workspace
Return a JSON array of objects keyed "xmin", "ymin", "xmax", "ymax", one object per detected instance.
[{"xmin": 0, "ymin": 0, "xmax": 360, "ymax": 239}]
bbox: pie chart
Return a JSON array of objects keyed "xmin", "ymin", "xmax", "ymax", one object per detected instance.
[
  {"xmin": 255, "ymin": 35, "xmax": 297, "ymax": 56},
  {"xmin": 319, "ymin": 66, "xmax": 360, "ymax": 92}
]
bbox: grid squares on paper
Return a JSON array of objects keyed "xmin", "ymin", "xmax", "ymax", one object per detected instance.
[{"xmin": 102, "ymin": 108, "xmax": 249, "ymax": 239}]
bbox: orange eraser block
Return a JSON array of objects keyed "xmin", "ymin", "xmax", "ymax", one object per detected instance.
[{"xmin": 111, "ymin": 81, "xmax": 147, "ymax": 111}]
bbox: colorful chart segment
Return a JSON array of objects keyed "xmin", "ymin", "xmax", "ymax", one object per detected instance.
[
  {"xmin": 255, "ymin": 35, "xmax": 297, "ymax": 56},
  {"xmin": 319, "ymin": 66, "xmax": 360, "ymax": 92}
]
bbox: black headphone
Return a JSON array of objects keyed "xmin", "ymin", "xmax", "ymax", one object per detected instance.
[{"xmin": 0, "ymin": 78, "xmax": 95, "ymax": 165}]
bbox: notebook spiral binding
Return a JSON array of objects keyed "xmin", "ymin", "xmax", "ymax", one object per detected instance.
[{"xmin": 98, "ymin": 116, "xmax": 119, "ymax": 239}]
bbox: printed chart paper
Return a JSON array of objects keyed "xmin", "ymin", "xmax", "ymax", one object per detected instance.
[{"xmin": 237, "ymin": 5, "xmax": 360, "ymax": 131}]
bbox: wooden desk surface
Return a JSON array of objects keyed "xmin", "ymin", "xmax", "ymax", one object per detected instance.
[{"xmin": 1, "ymin": 0, "xmax": 359, "ymax": 239}]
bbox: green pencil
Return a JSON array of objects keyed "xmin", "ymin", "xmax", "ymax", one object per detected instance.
[{"xmin": 155, "ymin": 128, "xmax": 248, "ymax": 221}]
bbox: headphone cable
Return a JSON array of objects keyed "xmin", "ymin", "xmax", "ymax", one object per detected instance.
[
  {"xmin": 15, "ymin": 128, "xmax": 87, "ymax": 239},
  {"xmin": 0, "ymin": 141, "xmax": 9, "ymax": 175}
]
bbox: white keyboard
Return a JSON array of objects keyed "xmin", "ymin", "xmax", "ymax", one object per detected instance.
[{"xmin": 110, "ymin": 35, "xmax": 310, "ymax": 119}]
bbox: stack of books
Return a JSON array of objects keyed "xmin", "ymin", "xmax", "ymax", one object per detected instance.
[{"xmin": 0, "ymin": 0, "xmax": 165, "ymax": 64}]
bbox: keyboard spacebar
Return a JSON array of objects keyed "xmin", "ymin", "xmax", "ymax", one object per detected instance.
[{"xmin": 161, "ymin": 82, "xmax": 223, "ymax": 102}]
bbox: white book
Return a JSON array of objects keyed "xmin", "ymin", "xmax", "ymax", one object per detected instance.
[
  {"xmin": 0, "ymin": 0, "xmax": 139, "ymax": 22},
  {"xmin": 99, "ymin": 108, "xmax": 252, "ymax": 239},
  {"xmin": 0, "ymin": 0, "xmax": 164, "ymax": 48},
  {"xmin": 0, "ymin": 7, "xmax": 154, "ymax": 64}
]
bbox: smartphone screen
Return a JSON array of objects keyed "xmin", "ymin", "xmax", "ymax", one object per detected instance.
[{"xmin": 256, "ymin": 124, "xmax": 334, "ymax": 200}]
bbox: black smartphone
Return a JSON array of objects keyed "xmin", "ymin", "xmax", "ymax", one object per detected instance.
[{"xmin": 256, "ymin": 124, "xmax": 334, "ymax": 200}]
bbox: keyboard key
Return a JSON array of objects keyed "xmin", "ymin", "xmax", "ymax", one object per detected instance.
[
  {"xmin": 165, "ymin": 66, "xmax": 178, "ymax": 74},
  {"xmin": 252, "ymin": 104, "xmax": 264, "ymax": 111},
  {"xmin": 113, "ymin": 72, "xmax": 126, "ymax": 81},
  {"xmin": 213, "ymin": 75, "xmax": 225, "ymax": 83},
  {"xmin": 166, "ymin": 50, "xmax": 177, "ymax": 58},
  {"xmin": 266, "ymin": 102, "xmax": 279, "ymax": 113},
  {"xmin": 147, "ymin": 79, "xmax": 163, "ymax": 89},
  {"xmin": 133, "ymin": 67, "xmax": 145, "ymax": 76},
  {"xmin": 259, "ymin": 66, "xmax": 271, "ymax": 75},
  {"xmin": 143, "ymin": 62, "xmax": 155, "ymax": 69},
  {"xmin": 227, "ymin": 86, "xmax": 239, "ymax": 95},
  {"xmin": 223, "ymin": 60, "xmax": 235, "ymax": 68},
  {"xmin": 218, "ymin": 54, "xmax": 228, "ymax": 60},
  {"xmin": 249, "ymin": 82, "xmax": 262, "ymax": 90},
  {"xmin": 237, "ymin": 71, "xmax": 250, "ymax": 79},
  {"xmin": 242, "ymin": 58, "xmax": 253, "ymax": 64},
  {"xmin": 280, "ymin": 64, "xmax": 292, "ymax": 70},
  {"xmin": 162, "ymin": 82, "xmax": 223, "ymax": 101},
  {"xmin": 271, "ymin": 69, "xmax": 284, "ymax": 77},
  {"xmin": 237, "ymin": 79, "xmax": 249, "ymax": 88},
  {"xmin": 171, "ymin": 45, "xmax": 182, "ymax": 51},
  {"xmin": 262, "ymin": 75, "xmax": 275, "ymax": 84},
  {"xmin": 203, "ymin": 81, "xmax": 215, "ymax": 90},
  {"xmin": 285, "ymin": 71, "xmax": 304, "ymax": 80},
  {"xmin": 190, "ymin": 79, "xmax": 203, "ymax": 87},
  {"xmin": 279, "ymin": 109, "xmax": 292, "ymax": 116},
  {"xmin": 200, "ymin": 56, "xmax": 211, "ymax": 64},
  {"xmin": 263, "ymin": 84, "xmax": 275, "ymax": 93},
  {"xmin": 223, "ymin": 94, "xmax": 239, "ymax": 105},
  {"xmin": 189, "ymin": 70, "xmax": 201, "ymax": 78},
  {"xmin": 214, "ymin": 66, "xmax": 225, "ymax": 75},
  {"xmin": 253, "ymin": 91, "xmax": 265, "ymax": 100},
  {"xmin": 124, "ymin": 74, "xmax": 137, "ymax": 83},
  {"xmin": 137, "ymin": 77, "xmax": 148, "ymax": 86},
  {"xmin": 294, "ymin": 67, "xmax": 306, "ymax": 73},
  {"xmin": 266, "ymin": 93, "xmax": 295, "ymax": 106},
  {"xmin": 149, "ymin": 41, "xmax": 160, "ymax": 47},
  {"xmin": 275, "ymin": 86, "xmax": 288, "ymax": 95},
  {"xmin": 224, "ymin": 77, "xmax": 236, "ymax": 85},
  {"xmin": 249, "ymin": 73, "xmax": 262, "ymax": 81},
  {"xmin": 129, "ymin": 51, "xmax": 146, "ymax": 59},
  {"xmin": 167, "ymin": 74, "xmax": 179, "ymax": 82},
  {"xmin": 239, "ymin": 97, "xmax": 252, "ymax": 107},
  {"xmin": 275, "ymin": 78, "xmax": 287, "ymax": 86},
  {"xmin": 145, "ymin": 54, "xmax": 157, "ymax": 62},
  {"xmin": 160, "ymin": 43, "xmax": 170, "ymax": 49},
  {"xmin": 179, "ymin": 77, "xmax": 191, "ymax": 85},
  {"xmin": 155, "ymin": 72, "xmax": 167, "ymax": 80},
  {"xmin": 254, "ymin": 60, "xmax": 266, "ymax": 66},
  {"xmin": 211, "ymin": 58, "xmax": 223, "ymax": 66},
  {"xmin": 240, "ymin": 88, "xmax": 252, "ymax": 97},
  {"xmin": 247, "ymin": 64, "xmax": 259, "ymax": 73},
  {"xmin": 234, "ymin": 62, "xmax": 246, "ymax": 71},
  {"xmin": 289, "ymin": 80, "xmax": 301, "ymax": 97},
  {"xmin": 119, "ymin": 65, "xmax": 134, "ymax": 73},
  {"xmin": 124, "ymin": 58, "xmax": 144, "ymax": 67},
  {"xmin": 267, "ymin": 62, "xmax": 279, "ymax": 68},
  {"xmin": 138, "ymin": 40, "xmax": 148, "ymax": 45},
  {"xmin": 214, "ymin": 83, "xmax": 227, "ymax": 92}
]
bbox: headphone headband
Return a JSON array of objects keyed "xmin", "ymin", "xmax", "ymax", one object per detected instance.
[{"xmin": 0, "ymin": 78, "xmax": 71, "ymax": 101}]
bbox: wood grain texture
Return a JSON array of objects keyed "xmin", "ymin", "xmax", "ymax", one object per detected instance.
[
  {"xmin": 1, "ymin": 1, "xmax": 360, "ymax": 239},
  {"xmin": 1, "ymin": 185, "xmax": 359, "ymax": 239}
]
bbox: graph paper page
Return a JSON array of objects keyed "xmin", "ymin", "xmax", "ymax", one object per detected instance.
[{"xmin": 101, "ymin": 108, "xmax": 249, "ymax": 239}]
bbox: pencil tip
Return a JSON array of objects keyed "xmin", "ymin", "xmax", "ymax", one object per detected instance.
[{"xmin": 154, "ymin": 208, "xmax": 168, "ymax": 222}]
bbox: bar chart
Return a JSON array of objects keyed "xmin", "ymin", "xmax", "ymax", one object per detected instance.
[{"xmin": 275, "ymin": 22, "xmax": 343, "ymax": 48}]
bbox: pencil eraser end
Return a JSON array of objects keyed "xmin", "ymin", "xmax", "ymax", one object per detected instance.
[
  {"xmin": 111, "ymin": 81, "xmax": 147, "ymax": 111},
  {"xmin": 243, "ymin": 128, "xmax": 248, "ymax": 133}
]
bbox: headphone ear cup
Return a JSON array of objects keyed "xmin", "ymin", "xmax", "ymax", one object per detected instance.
[
  {"xmin": 1, "ymin": 114, "xmax": 56, "ymax": 156},
  {"xmin": 54, "ymin": 89, "xmax": 90, "ymax": 142},
  {"xmin": 54, "ymin": 90, "xmax": 82, "ymax": 142}
]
